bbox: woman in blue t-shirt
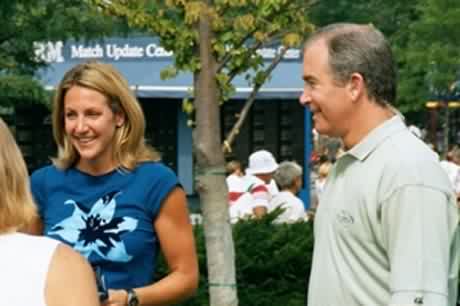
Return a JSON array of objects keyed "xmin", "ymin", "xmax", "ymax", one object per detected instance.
[{"xmin": 30, "ymin": 61, "xmax": 198, "ymax": 306}]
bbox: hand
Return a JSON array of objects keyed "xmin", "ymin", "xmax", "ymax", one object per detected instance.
[{"xmin": 101, "ymin": 289, "xmax": 128, "ymax": 306}]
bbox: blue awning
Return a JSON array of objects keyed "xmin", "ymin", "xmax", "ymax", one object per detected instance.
[{"xmin": 36, "ymin": 36, "xmax": 303, "ymax": 99}]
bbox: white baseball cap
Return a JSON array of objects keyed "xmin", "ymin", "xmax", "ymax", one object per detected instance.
[{"xmin": 245, "ymin": 150, "xmax": 279, "ymax": 175}]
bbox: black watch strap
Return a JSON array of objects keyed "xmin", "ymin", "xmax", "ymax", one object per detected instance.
[{"xmin": 126, "ymin": 288, "xmax": 139, "ymax": 306}]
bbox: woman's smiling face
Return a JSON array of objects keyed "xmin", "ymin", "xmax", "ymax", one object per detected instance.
[{"xmin": 63, "ymin": 85, "xmax": 124, "ymax": 172}]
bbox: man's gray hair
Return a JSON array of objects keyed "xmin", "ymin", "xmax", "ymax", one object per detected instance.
[
  {"xmin": 273, "ymin": 161, "xmax": 303, "ymax": 190},
  {"xmin": 305, "ymin": 23, "xmax": 397, "ymax": 106}
]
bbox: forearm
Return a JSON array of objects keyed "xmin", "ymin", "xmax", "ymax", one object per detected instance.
[{"xmin": 135, "ymin": 270, "xmax": 198, "ymax": 306}]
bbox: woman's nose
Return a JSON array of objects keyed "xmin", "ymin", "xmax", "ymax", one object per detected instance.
[{"xmin": 75, "ymin": 117, "xmax": 88, "ymax": 133}]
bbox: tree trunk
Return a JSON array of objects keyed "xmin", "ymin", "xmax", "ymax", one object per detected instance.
[{"xmin": 194, "ymin": 4, "xmax": 238, "ymax": 306}]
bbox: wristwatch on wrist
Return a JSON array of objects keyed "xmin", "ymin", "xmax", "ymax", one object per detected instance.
[{"xmin": 126, "ymin": 289, "xmax": 139, "ymax": 306}]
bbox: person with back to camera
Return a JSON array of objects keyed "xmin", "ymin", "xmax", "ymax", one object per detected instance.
[
  {"xmin": 269, "ymin": 161, "xmax": 306, "ymax": 223},
  {"xmin": 29, "ymin": 61, "xmax": 199, "ymax": 306},
  {"xmin": 300, "ymin": 23, "xmax": 460, "ymax": 305},
  {"xmin": 0, "ymin": 117, "xmax": 99, "ymax": 306},
  {"xmin": 228, "ymin": 150, "xmax": 279, "ymax": 221}
]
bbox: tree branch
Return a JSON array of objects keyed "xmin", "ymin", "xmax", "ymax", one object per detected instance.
[
  {"xmin": 223, "ymin": 28, "xmax": 295, "ymax": 86},
  {"xmin": 216, "ymin": 0, "xmax": 304, "ymax": 75},
  {"xmin": 216, "ymin": 29, "xmax": 257, "ymax": 73},
  {"xmin": 222, "ymin": 47, "xmax": 288, "ymax": 154}
]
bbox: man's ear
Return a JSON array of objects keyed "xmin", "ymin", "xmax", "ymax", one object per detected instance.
[{"xmin": 347, "ymin": 73, "xmax": 365, "ymax": 102}]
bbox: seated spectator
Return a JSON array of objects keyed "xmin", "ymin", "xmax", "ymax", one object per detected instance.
[
  {"xmin": 229, "ymin": 150, "xmax": 278, "ymax": 222},
  {"xmin": 269, "ymin": 161, "xmax": 306, "ymax": 223},
  {"xmin": 0, "ymin": 118, "xmax": 99, "ymax": 306}
]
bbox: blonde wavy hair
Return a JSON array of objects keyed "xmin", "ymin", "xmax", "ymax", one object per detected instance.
[
  {"xmin": 51, "ymin": 61, "xmax": 160, "ymax": 170},
  {"xmin": 0, "ymin": 118, "xmax": 37, "ymax": 233}
]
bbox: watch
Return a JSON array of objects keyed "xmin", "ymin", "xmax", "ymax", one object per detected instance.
[{"xmin": 126, "ymin": 289, "xmax": 139, "ymax": 306}]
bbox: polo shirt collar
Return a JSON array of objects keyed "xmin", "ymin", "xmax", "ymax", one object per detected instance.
[{"xmin": 345, "ymin": 115, "xmax": 407, "ymax": 161}]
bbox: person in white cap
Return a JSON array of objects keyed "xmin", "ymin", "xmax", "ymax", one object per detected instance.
[{"xmin": 228, "ymin": 150, "xmax": 279, "ymax": 222}]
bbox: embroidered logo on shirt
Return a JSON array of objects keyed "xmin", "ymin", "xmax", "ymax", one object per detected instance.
[
  {"xmin": 48, "ymin": 191, "xmax": 138, "ymax": 262},
  {"xmin": 414, "ymin": 296, "xmax": 424, "ymax": 304},
  {"xmin": 336, "ymin": 209, "xmax": 354, "ymax": 225}
]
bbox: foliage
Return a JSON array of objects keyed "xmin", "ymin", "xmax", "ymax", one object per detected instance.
[
  {"xmin": 404, "ymin": 0, "xmax": 460, "ymax": 102},
  {"xmin": 309, "ymin": 0, "xmax": 421, "ymax": 112},
  {"xmin": 0, "ymin": 0, "xmax": 127, "ymax": 106},
  {"xmin": 158, "ymin": 212, "xmax": 460, "ymax": 306},
  {"xmin": 0, "ymin": 75, "xmax": 50, "ymax": 107},
  {"xmin": 310, "ymin": 0, "xmax": 460, "ymax": 113},
  {"xmin": 157, "ymin": 215, "xmax": 314, "ymax": 306},
  {"xmin": 93, "ymin": 0, "xmax": 313, "ymax": 104}
]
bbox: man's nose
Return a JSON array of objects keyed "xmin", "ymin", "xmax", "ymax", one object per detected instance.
[{"xmin": 299, "ymin": 89, "xmax": 310, "ymax": 106}]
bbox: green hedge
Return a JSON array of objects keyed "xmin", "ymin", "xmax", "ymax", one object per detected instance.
[
  {"xmin": 158, "ymin": 212, "xmax": 460, "ymax": 305},
  {"xmin": 157, "ymin": 211, "xmax": 314, "ymax": 306}
]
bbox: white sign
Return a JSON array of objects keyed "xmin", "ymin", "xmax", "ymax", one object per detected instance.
[
  {"xmin": 34, "ymin": 39, "xmax": 300, "ymax": 63},
  {"xmin": 34, "ymin": 41, "xmax": 64, "ymax": 63}
]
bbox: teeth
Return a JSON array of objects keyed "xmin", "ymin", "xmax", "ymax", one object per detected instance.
[{"xmin": 77, "ymin": 138, "xmax": 93, "ymax": 143}]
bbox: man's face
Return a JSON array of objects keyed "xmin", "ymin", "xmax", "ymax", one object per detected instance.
[{"xmin": 299, "ymin": 39, "xmax": 354, "ymax": 137}]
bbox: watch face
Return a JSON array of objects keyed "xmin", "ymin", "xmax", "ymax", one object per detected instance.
[{"xmin": 127, "ymin": 289, "xmax": 139, "ymax": 306}]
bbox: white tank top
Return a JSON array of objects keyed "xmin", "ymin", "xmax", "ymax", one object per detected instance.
[{"xmin": 0, "ymin": 232, "xmax": 59, "ymax": 306}]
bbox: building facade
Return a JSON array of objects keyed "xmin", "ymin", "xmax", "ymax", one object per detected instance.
[{"xmin": 12, "ymin": 36, "xmax": 312, "ymax": 206}]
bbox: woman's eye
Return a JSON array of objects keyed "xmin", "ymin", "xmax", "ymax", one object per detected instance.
[
  {"xmin": 87, "ymin": 112, "xmax": 101, "ymax": 118},
  {"xmin": 65, "ymin": 113, "xmax": 76, "ymax": 119}
]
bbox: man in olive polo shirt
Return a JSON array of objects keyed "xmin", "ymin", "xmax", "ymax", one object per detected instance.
[{"xmin": 300, "ymin": 23, "xmax": 460, "ymax": 306}]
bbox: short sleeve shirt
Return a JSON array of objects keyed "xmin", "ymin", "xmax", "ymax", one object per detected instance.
[
  {"xmin": 31, "ymin": 161, "xmax": 179, "ymax": 289},
  {"xmin": 308, "ymin": 116, "xmax": 460, "ymax": 306}
]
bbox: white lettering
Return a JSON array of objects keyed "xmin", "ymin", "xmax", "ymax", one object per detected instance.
[
  {"xmin": 106, "ymin": 44, "xmax": 144, "ymax": 60},
  {"xmin": 255, "ymin": 47, "xmax": 300, "ymax": 60},
  {"xmin": 34, "ymin": 41, "xmax": 64, "ymax": 63},
  {"xmin": 71, "ymin": 45, "xmax": 104, "ymax": 59},
  {"xmin": 256, "ymin": 48, "xmax": 276, "ymax": 59},
  {"xmin": 145, "ymin": 43, "xmax": 173, "ymax": 58},
  {"xmin": 278, "ymin": 46, "xmax": 300, "ymax": 59}
]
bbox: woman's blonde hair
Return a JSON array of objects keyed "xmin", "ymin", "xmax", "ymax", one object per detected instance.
[
  {"xmin": 0, "ymin": 118, "xmax": 37, "ymax": 233},
  {"xmin": 51, "ymin": 61, "xmax": 160, "ymax": 170}
]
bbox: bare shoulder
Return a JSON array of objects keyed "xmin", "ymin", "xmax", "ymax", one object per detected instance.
[
  {"xmin": 45, "ymin": 244, "xmax": 99, "ymax": 306},
  {"xmin": 52, "ymin": 243, "xmax": 91, "ymax": 271}
]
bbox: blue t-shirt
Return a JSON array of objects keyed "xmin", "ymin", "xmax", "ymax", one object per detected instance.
[{"xmin": 30, "ymin": 161, "xmax": 179, "ymax": 289}]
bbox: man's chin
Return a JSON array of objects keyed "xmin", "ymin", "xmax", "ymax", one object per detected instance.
[{"xmin": 313, "ymin": 126, "xmax": 330, "ymax": 136}]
